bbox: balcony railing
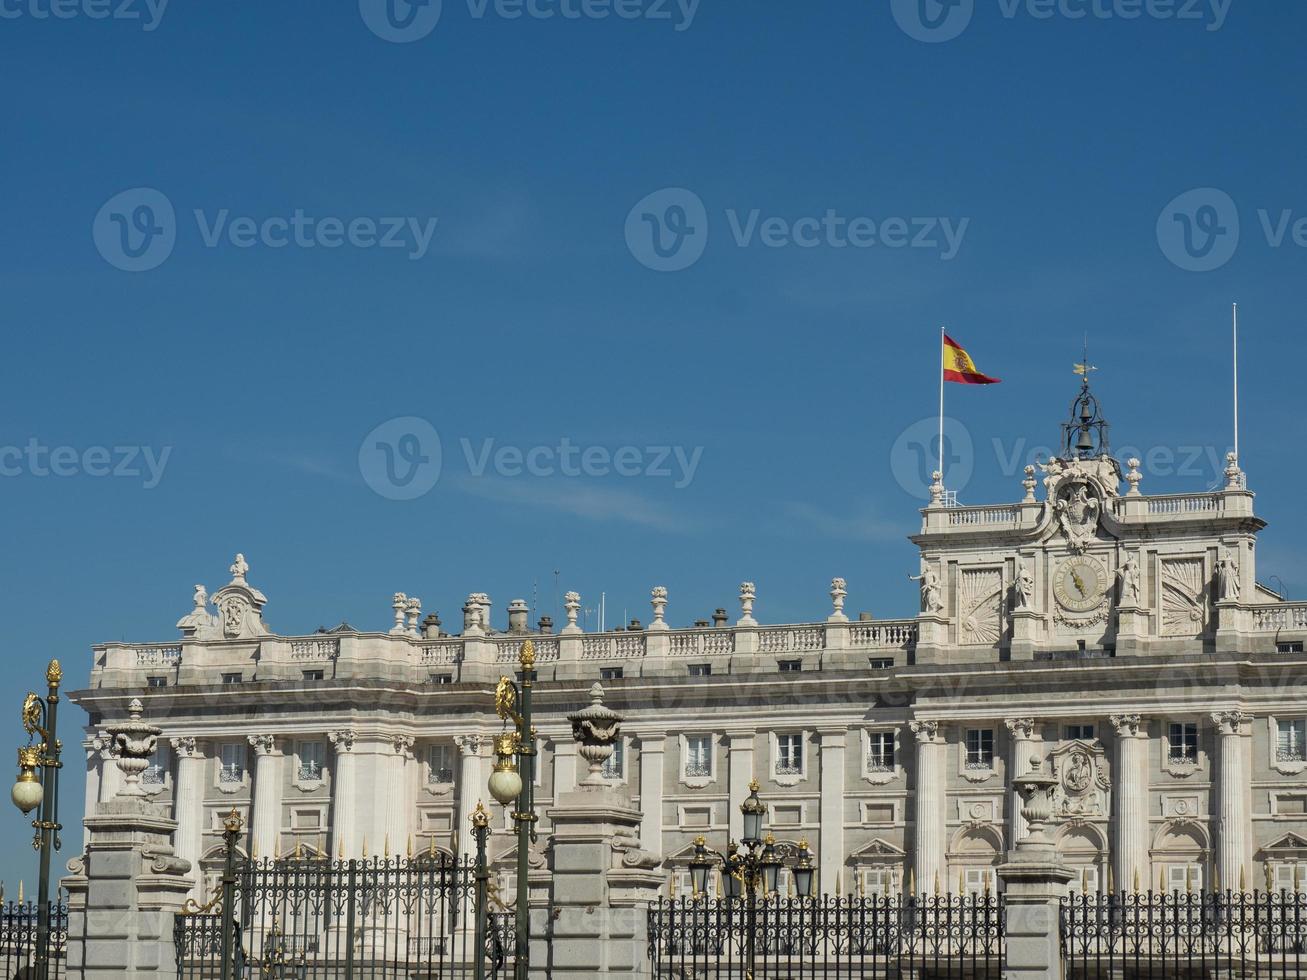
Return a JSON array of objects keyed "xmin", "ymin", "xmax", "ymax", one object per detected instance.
[
  {"xmin": 136, "ymin": 645, "xmax": 182, "ymax": 667},
  {"xmin": 1253, "ymin": 603, "xmax": 1307, "ymax": 632},
  {"xmin": 297, "ymin": 763, "xmax": 323, "ymax": 781},
  {"xmin": 219, "ymin": 764, "xmax": 243, "ymax": 784},
  {"xmin": 758, "ymin": 626, "xmax": 824, "ymax": 653},
  {"xmin": 290, "ymin": 639, "xmax": 338, "ymax": 661}
]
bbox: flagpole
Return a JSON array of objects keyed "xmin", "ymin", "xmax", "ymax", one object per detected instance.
[
  {"xmin": 938, "ymin": 325, "xmax": 945, "ymax": 486},
  {"xmin": 1232, "ymin": 302, "xmax": 1239, "ymax": 463}
]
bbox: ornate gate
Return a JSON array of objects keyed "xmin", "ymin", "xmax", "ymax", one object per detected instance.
[{"xmin": 648, "ymin": 893, "xmax": 1005, "ymax": 978}]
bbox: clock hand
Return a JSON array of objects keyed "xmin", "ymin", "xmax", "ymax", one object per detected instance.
[{"xmin": 1071, "ymin": 570, "xmax": 1087, "ymax": 597}]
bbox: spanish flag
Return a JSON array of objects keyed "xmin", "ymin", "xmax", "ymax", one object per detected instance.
[{"xmin": 943, "ymin": 334, "xmax": 1001, "ymax": 385}]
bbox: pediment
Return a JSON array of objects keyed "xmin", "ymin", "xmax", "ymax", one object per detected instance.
[
  {"xmin": 848, "ymin": 837, "xmax": 905, "ymax": 861},
  {"xmin": 1261, "ymin": 832, "xmax": 1307, "ymax": 855}
]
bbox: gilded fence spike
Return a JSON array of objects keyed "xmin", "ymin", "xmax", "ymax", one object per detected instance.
[
  {"xmin": 384, "ymin": 834, "xmax": 390, "ymax": 858},
  {"xmin": 338, "ymin": 837, "xmax": 345, "ymax": 859},
  {"xmin": 363, "ymin": 837, "xmax": 368, "ymax": 859},
  {"xmin": 835, "ymin": 874, "xmax": 842, "ymax": 897},
  {"xmin": 1133, "ymin": 868, "xmax": 1140, "ymax": 894},
  {"xmin": 429, "ymin": 837, "xmax": 437, "ymax": 859},
  {"xmin": 17, "ymin": 881, "xmax": 23, "ymax": 904},
  {"xmin": 407, "ymin": 836, "xmax": 413, "ymax": 859},
  {"xmin": 1240, "ymin": 864, "xmax": 1247, "ymax": 893},
  {"xmin": 906, "ymin": 867, "xmax": 915, "ymax": 896},
  {"xmin": 933, "ymin": 871, "xmax": 940, "ymax": 897},
  {"xmin": 294, "ymin": 840, "xmax": 302, "ymax": 860}
]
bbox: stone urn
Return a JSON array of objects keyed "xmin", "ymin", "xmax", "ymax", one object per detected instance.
[
  {"xmin": 567, "ymin": 683, "xmax": 622, "ymax": 788},
  {"xmin": 105, "ymin": 697, "xmax": 162, "ymax": 798},
  {"xmin": 1012, "ymin": 754, "xmax": 1059, "ymax": 844}
]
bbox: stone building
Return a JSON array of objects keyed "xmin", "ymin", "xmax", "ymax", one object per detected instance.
[{"xmin": 70, "ymin": 381, "xmax": 1307, "ymax": 903}]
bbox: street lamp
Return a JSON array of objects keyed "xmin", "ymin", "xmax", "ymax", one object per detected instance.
[
  {"xmin": 10, "ymin": 660, "xmax": 63, "ymax": 980},
  {"xmin": 686, "ymin": 779, "xmax": 817, "ymax": 978},
  {"xmin": 490, "ymin": 639, "xmax": 537, "ymax": 980}
]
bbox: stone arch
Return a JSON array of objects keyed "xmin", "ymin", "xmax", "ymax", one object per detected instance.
[
  {"xmin": 1151, "ymin": 820, "xmax": 1209, "ymax": 855},
  {"xmin": 1149, "ymin": 820, "xmax": 1212, "ymax": 891},
  {"xmin": 946, "ymin": 825, "xmax": 1003, "ymax": 895},
  {"xmin": 948, "ymin": 824, "xmax": 1004, "ymax": 857}
]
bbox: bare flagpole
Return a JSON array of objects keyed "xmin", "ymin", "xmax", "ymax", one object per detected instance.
[
  {"xmin": 1232, "ymin": 302, "xmax": 1239, "ymax": 463},
  {"xmin": 938, "ymin": 325, "xmax": 946, "ymax": 486}
]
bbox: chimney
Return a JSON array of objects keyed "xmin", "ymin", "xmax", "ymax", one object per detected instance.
[
  {"xmin": 628, "ymin": 618, "xmax": 643, "ymax": 632},
  {"xmin": 537, "ymin": 615, "xmax": 554, "ymax": 635},
  {"xmin": 712, "ymin": 608, "xmax": 729, "ymax": 628},
  {"xmin": 859, "ymin": 612, "xmax": 874, "ymax": 622},
  {"xmin": 507, "ymin": 599, "xmax": 530, "ymax": 634},
  {"xmin": 422, "ymin": 612, "xmax": 443, "ymax": 638}
]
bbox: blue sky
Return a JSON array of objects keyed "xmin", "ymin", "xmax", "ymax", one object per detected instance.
[{"xmin": 0, "ymin": 0, "xmax": 1302, "ymax": 891}]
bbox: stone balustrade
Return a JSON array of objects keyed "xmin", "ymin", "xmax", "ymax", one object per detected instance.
[{"xmin": 92, "ymin": 614, "xmax": 919, "ymax": 688}]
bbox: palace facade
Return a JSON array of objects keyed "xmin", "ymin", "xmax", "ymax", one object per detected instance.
[{"xmin": 71, "ymin": 382, "xmax": 1307, "ymax": 902}]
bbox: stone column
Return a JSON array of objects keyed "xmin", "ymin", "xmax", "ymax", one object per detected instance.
[
  {"xmin": 329, "ymin": 729, "xmax": 358, "ymax": 857},
  {"xmin": 94, "ymin": 732, "xmax": 122, "ymax": 802},
  {"xmin": 170, "ymin": 736, "xmax": 206, "ymax": 898},
  {"xmin": 911, "ymin": 719, "xmax": 946, "ymax": 894},
  {"xmin": 817, "ymin": 726, "xmax": 847, "ymax": 895},
  {"xmin": 249, "ymin": 734, "xmax": 284, "ymax": 859},
  {"xmin": 636, "ymin": 732, "xmax": 666, "ymax": 854},
  {"xmin": 726, "ymin": 730, "xmax": 756, "ymax": 842},
  {"xmin": 1005, "ymin": 718, "xmax": 1039, "ymax": 847},
  {"xmin": 387, "ymin": 735, "xmax": 416, "ymax": 856},
  {"xmin": 454, "ymin": 734, "xmax": 487, "ymax": 862},
  {"xmin": 1110, "ymin": 714, "xmax": 1150, "ymax": 891},
  {"xmin": 1212, "ymin": 710, "xmax": 1252, "ymax": 891}
]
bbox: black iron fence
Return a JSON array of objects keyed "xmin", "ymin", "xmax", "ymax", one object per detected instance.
[
  {"xmin": 175, "ymin": 854, "xmax": 511, "ymax": 979},
  {"xmin": 1061, "ymin": 890, "xmax": 1307, "ymax": 979},
  {"xmin": 0, "ymin": 898, "xmax": 68, "ymax": 979},
  {"xmin": 648, "ymin": 893, "xmax": 1005, "ymax": 979}
]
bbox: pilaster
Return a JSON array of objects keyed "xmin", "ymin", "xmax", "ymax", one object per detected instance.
[
  {"xmin": 726, "ymin": 730, "xmax": 756, "ymax": 842},
  {"xmin": 636, "ymin": 732, "xmax": 666, "ymax": 854},
  {"xmin": 817, "ymin": 726, "xmax": 847, "ymax": 894},
  {"xmin": 455, "ymin": 733, "xmax": 488, "ymax": 862}
]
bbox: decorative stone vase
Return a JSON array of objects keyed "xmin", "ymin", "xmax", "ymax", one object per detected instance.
[
  {"xmin": 105, "ymin": 697, "xmax": 162, "ymax": 798},
  {"xmin": 1012, "ymin": 757, "xmax": 1059, "ymax": 844},
  {"xmin": 567, "ymin": 683, "xmax": 622, "ymax": 787}
]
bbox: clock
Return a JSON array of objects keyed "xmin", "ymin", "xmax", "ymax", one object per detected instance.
[{"xmin": 1053, "ymin": 556, "xmax": 1108, "ymax": 613}]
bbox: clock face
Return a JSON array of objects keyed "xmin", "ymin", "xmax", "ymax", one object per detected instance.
[{"xmin": 1054, "ymin": 556, "xmax": 1108, "ymax": 613}]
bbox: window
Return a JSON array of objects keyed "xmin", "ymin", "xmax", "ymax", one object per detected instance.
[
  {"xmin": 1065, "ymin": 725, "xmax": 1095, "ymax": 741},
  {"xmin": 965, "ymin": 729, "xmax": 995, "ymax": 769},
  {"xmin": 1278, "ymin": 642, "xmax": 1305, "ymax": 654},
  {"xmin": 1165, "ymin": 864, "xmax": 1203, "ymax": 891},
  {"xmin": 428, "ymin": 673, "xmax": 453, "ymax": 685},
  {"xmin": 302, "ymin": 669, "xmax": 325, "ymax": 682},
  {"xmin": 1278, "ymin": 720, "xmax": 1307, "ymax": 763},
  {"xmin": 1168, "ymin": 723, "xmax": 1199, "ymax": 763},
  {"xmin": 297, "ymin": 741, "xmax": 325, "ymax": 781},
  {"xmin": 427, "ymin": 744, "xmax": 454, "ymax": 784},
  {"xmin": 778, "ymin": 660, "xmax": 802, "ymax": 673},
  {"xmin": 684, "ymin": 736, "xmax": 712, "ymax": 778},
  {"xmin": 776, "ymin": 733, "xmax": 803, "ymax": 775},
  {"xmin": 219, "ymin": 743, "xmax": 244, "ymax": 784},
  {"xmin": 142, "ymin": 746, "xmax": 166, "ymax": 786},
  {"xmin": 1068, "ymin": 866, "xmax": 1100, "ymax": 896},
  {"xmin": 688, "ymin": 663, "xmax": 711, "ymax": 677},
  {"xmin": 221, "ymin": 672, "xmax": 242, "ymax": 684},
  {"xmin": 600, "ymin": 667, "xmax": 624, "ymax": 681},
  {"xmin": 147, "ymin": 676, "xmax": 167, "ymax": 688},
  {"xmin": 867, "ymin": 731, "xmax": 895, "ymax": 772},
  {"xmin": 1272, "ymin": 864, "xmax": 1305, "ymax": 893},
  {"xmin": 868, "ymin": 658, "xmax": 894, "ymax": 670},
  {"xmin": 962, "ymin": 867, "xmax": 997, "ymax": 896},
  {"xmin": 602, "ymin": 739, "xmax": 624, "ymax": 779},
  {"xmin": 860, "ymin": 867, "xmax": 897, "ymax": 897}
]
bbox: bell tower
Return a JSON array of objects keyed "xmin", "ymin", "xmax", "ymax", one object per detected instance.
[{"xmin": 1061, "ymin": 362, "xmax": 1110, "ymax": 460}]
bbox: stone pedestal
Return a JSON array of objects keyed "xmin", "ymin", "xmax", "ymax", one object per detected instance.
[
  {"xmin": 540, "ymin": 785, "xmax": 664, "ymax": 980},
  {"xmin": 1214, "ymin": 600, "xmax": 1249, "ymax": 654},
  {"xmin": 1114, "ymin": 603, "xmax": 1147, "ymax": 657},
  {"xmin": 1009, "ymin": 609, "xmax": 1043, "ymax": 660},
  {"xmin": 998, "ymin": 840, "xmax": 1075, "ymax": 980},
  {"xmin": 912, "ymin": 614, "xmax": 949, "ymax": 663},
  {"xmin": 63, "ymin": 797, "xmax": 195, "ymax": 979}
]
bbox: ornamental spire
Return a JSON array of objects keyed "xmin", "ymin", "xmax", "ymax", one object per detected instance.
[{"xmin": 1062, "ymin": 355, "xmax": 1110, "ymax": 460}]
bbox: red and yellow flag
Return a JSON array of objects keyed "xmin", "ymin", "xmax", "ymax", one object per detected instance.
[{"xmin": 943, "ymin": 334, "xmax": 1001, "ymax": 385}]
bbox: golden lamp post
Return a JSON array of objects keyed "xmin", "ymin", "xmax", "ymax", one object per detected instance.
[
  {"xmin": 10, "ymin": 659, "xmax": 64, "ymax": 980},
  {"xmin": 487, "ymin": 638, "xmax": 537, "ymax": 980}
]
